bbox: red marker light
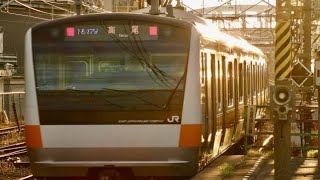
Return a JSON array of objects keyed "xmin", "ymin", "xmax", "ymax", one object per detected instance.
[
  {"xmin": 149, "ymin": 26, "xmax": 158, "ymax": 36},
  {"xmin": 66, "ymin": 27, "xmax": 75, "ymax": 37}
]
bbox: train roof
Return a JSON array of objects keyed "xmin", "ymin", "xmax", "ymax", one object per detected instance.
[
  {"xmin": 132, "ymin": 7, "xmax": 265, "ymax": 57},
  {"xmin": 31, "ymin": 6, "xmax": 264, "ymax": 57}
]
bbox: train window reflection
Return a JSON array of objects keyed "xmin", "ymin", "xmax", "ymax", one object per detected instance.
[
  {"xmin": 217, "ymin": 59, "xmax": 221, "ymax": 111},
  {"xmin": 35, "ymin": 53, "xmax": 187, "ymax": 91},
  {"xmin": 201, "ymin": 52, "xmax": 206, "ymax": 87},
  {"xmin": 64, "ymin": 60, "xmax": 88, "ymax": 89},
  {"xmin": 227, "ymin": 61, "xmax": 234, "ymax": 107},
  {"xmin": 239, "ymin": 63, "xmax": 244, "ymax": 103}
]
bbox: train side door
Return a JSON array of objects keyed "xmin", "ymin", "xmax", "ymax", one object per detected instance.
[
  {"xmin": 219, "ymin": 55, "xmax": 227, "ymax": 152},
  {"xmin": 212, "ymin": 54, "xmax": 224, "ymax": 156},
  {"xmin": 234, "ymin": 59, "xmax": 245, "ymax": 141},
  {"xmin": 200, "ymin": 51, "xmax": 213, "ymax": 164},
  {"xmin": 203, "ymin": 51, "xmax": 215, "ymax": 160},
  {"xmin": 208, "ymin": 53, "xmax": 216, "ymax": 158}
]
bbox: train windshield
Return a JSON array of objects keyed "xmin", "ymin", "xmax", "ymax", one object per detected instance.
[{"xmin": 32, "ymin": 19, "xmax": 190, "ymax": 114}]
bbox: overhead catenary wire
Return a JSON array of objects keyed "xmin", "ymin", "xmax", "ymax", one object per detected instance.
[
  {"xmin": 99, "ymin": 21, "xmax": 173, "ymax": 88},
  {"xmin": 39, "ymin": 0, "xmax": 76, "ymax": 15},
  {"xmin": 0, "ymin": 0, "xmax": 15, "ymax": 10},
  {"xmin": 0, "ymin": 0, "xmax": 104, "ymax": 19},
  {"xmin": 79, "ymin": 1, "xmax": 104, "ymax": 12},
  {"xmin": 14, "ymin": 0, "xmax": 71, "ymax": 17}
]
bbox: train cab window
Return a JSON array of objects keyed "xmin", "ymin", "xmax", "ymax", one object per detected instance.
[
  {"xmin": 64, "ymin": 60, "xmax": 88, "ymax": 89},
  {"xmin": 98, "ymin": 58, "xmax": 126, "ymax": 72},
  {"xmin": 35, "ymin": 56, "xmax": 59, "ymax": 90},
  {"xmin": 239, "ymin": 63, "xmax": 244, "ymax": 103},
  {"xmin": 227, "ymin": 61, "xmax": 234, "ymax": 107}
]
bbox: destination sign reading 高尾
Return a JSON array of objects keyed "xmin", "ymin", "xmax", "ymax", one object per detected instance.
[{"xmin": 64, "ymin": 24, "xmax": 159, "ymax": 41}]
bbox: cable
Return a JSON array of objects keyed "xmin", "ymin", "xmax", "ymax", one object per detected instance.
[
  {"xmin": 39, "ymin": 0, "xmax": 76, "ymax": 14},
  {"xmin": 0, "ymin": 10, "xmax": 50, "ymax": 20},
  {"xmin": 14, "ymin": 0, "xmax": 70, "ymax": 17}
]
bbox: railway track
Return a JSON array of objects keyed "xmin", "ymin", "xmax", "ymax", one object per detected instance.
[
  {"xmin": 0, "ymin": 142, "xmax": 27, "ymax": 159},
  {"xmin": 0, "ymin": 125, "xmax": 24, "ymax": 135},
  {"xmin": 19, "ymin": 175, "xmax": 33, "ymax": 180},
  {"xmin": 0, "ymin": 125, "xmax": 27, "ymax": 159}
]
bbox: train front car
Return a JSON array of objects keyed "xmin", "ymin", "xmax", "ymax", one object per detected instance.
[{"xmin": 24, "ymin": 13, "xmax": 201, "ymax": 178}]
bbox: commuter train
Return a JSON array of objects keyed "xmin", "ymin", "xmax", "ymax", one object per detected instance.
[{"xmin": 24, "ymin": 4, "xmax": 268, "ymax": 179}]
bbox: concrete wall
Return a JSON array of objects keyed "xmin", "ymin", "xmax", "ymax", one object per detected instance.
[{"xmin": 3, "ymin": 77, "xmax": 25, "ymax": 123}]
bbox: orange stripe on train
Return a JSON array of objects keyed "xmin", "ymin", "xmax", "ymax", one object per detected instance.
[
  {"xmin": 179, "ymin": 124, "xmax": 201, "ymax": 147},
  {"xmin": 25, "ymin": 125, "xmax": 43, "ymax": 148}
]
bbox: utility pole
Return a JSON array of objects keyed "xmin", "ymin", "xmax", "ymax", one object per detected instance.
[
  {"xmin": 303, "ymin": 0, "xmax": 312, "ymax": 70},
  {"xmin": 302, "ymin": 0, "xmax": 313, "ymax": 151},
  {"xmin": 75, "ymin": 0, "xmax": 81, "ymax": 15},
  {"xmin": 314, "ymin": 50, "xmax": 320, "ymax": 177},
  {"xmin": 104, "ymin": 0, "xmax": 113, "ymax": 11},
  {"xmin": 273, "ymin": 0, "xmax": 293, "ymax": 180}
]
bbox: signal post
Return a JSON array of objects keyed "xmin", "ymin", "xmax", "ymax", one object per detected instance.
[
  {"xmin": 273, "ymin": 0, "xmax": 294, "ymax": 179},
  {"xmin": 271, "ymin": 82, "xmax": 295, "ymax": 180}
]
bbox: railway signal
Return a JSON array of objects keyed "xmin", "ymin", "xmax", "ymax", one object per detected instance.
[
  {"xmin": 274, "ymin": 0, "xmax": 293, "ymax": 179},
  {"xmin": 271, "ymin": 82, "xmax": 295, "ymax": 180},
  {"xmin": 271, "ymin": 84, "xmax": 295, "ymax": 121}
]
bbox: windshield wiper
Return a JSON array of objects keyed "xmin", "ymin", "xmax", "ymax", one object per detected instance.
[{"xmin": 65, "ymin": 88, "xmax": 88, "ymax": 92}]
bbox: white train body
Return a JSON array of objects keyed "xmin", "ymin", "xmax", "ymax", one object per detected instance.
[{"xmin": 24, "ymin": 7, "xmax": 267, "ymax": 178}]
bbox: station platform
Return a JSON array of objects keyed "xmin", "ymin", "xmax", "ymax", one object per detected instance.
[{"xmin": 191, "ymin": 155, "xmax": 320, "ymax": 180}]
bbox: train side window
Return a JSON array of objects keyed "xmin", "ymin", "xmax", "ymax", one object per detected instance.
[
  {"xmin": 252, "ymin": 63, "xmax": 256, "ymax": 96},
  {"xmin": 243, "ymin": 61, "xmax": 247, "ymax": 104},
  {"xmin": 258, "ymin": 64, "xmax": 261, "ymax": 94},
  {"xmin": 201, "ymin": 52, "xmax": 206, "ymax": 87},
  {"xmin": 262, "ymin": 65, "xmax": 265, "ymax": 89},
  {"xmin": 227, "ymin": 61, "xmax": 234, "ymax": 107},
  {"xmin": 211, "ymin": 53, "xmax": 216, "ymax": 99},
  {"xmin": 257, "ymin": 64, "xmax": 260, "ymax": 93},
  {"xmin": 255, "ymin": 63, "xmax": 258, "ymax": 95},
  {"xmin": 256, "ymin": 63, "xmax": 258, "ymax": 95},
  {"xmin": 239, "ymin": 62, "xmax": 244, "ymax": 103},
  {"xmin": 217, "ymin": 59, "xmax": 221, "ymax": 111},
  {"xmin": 261, "ymin": 65, "xmax": 264, "ymax": 91},
  {"xmin": 247, "ymin": 63, "xmax": 251, "ymax": 100}
]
